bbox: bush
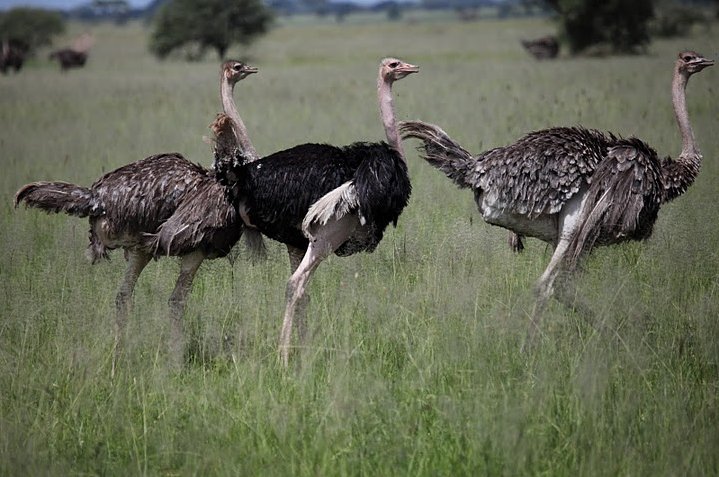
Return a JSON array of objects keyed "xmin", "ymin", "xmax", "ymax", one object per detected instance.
[
  {"xmin": 0, "ymin": 7, "xmax": 65, "ymax": 53},
  {"xmin": 545, "ymin": 0, "xmax": 654, "ymax": 55},
  {"xmin": 150, "ymin": 0, "xmax": 273, "ymax": 60},
  {"xmin": 650, "ymin": 5, "xmax": 707, "ymax": 38}
]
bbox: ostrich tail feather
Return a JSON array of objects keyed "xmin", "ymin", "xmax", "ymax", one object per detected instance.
[
  {"xmin": 14, "ymin": 181, "xmax": 96, "ymax": 217},
  {"xmin": 399, "ymin": 120, "xmax": 475, "ymax": 188}
]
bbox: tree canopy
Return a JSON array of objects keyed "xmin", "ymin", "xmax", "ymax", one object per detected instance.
[
  {"xmin": 0, "ymin": 8, "xmax": 65, "ymax": 52},
  {"xmin": 150, "ymin": 0, "xmax": 273, "ymax": 60},
  {"xmin": 545, "ymin": 0, "xmax": 654, "ymax": 55}
]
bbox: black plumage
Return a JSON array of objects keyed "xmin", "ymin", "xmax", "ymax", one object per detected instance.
[
  {"xmin": 401, "ymin": 51, "xmax": 713, "ymax": 346},
  {"xmin": 233, "ymin": 141, "xmax": 410, "ymax": 255}
]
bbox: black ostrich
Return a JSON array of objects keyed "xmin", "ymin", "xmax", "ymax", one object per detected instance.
[
  {"xmin": 15, "ymin": 61, "xmax": 261, "ymax": 374},
  {"xmin": 400, "ymin": 51, "xmax": 713, "ymax": 346},
  {"xmin": 49, "ymin": 49, "xmax": 87, "ymax": 71},
  {"xmin": 220, "ymin": 57, "xmax": 418, "ymax": 366}
]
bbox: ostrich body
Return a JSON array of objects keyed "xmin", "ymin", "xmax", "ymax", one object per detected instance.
[
  {"xmin": 223, "ymin": 58, "xmax": 417, "ymax": 366},
  {"xmin": 400, "ymin": 51, "xmax": 713, "ymax": 345},
  {"xmin": 15, "ymin": 61, "xmax": 259, "ymax": 373},
  {"xmin": 49, "ymin": 49, "xmax": 87, "ymax": 71}
]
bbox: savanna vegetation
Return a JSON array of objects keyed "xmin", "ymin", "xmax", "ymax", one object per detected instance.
[
  {"xmin": 1, "ymin": 15, "xmax": 717, "ymax": 475},
  {"xmin": 0, "ymin": 7, "xmax": 65, "ymax": 52}
]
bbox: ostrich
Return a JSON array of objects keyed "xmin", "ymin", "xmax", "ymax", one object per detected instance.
[
  {"xmin": 1, "ymin": 39, "xmax": 26, "ymax": 74},
  {"xmin": 49, "ymin": 33, "xmax": 94, "ymax": 72},
  {"xmin": 15, "ymin": 60, "xmax": 261, "ymax": 373},
  {"xmin": 220, "ymin": 57, "xmax": 418, "ymax": 366},
  {"xmin": 49, "ymin": 49, "xmax": 87, "ymax": 71},
  {"xmin": 521, "ymin": 35, "xmax": 559, "ymax": 60},
  {"xmin": 400, "ymin": 51, "xmax": 713, "ymax": 346}
]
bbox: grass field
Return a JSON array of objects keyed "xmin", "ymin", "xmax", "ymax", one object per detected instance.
[{"xmin": 1, "ymin": 16, "xmax": 718, "ymax": 475}]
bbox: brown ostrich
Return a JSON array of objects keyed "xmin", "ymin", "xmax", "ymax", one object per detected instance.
[
  {"xmin": 15, "ymin": 61, "xmax": 260, "ymax": 374},
  {"xmin": 400, "ymin": 51, "xmax": 713, "ymax": 347}
]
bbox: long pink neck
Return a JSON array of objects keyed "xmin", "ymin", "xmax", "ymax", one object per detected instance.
[
  {"xmin": 672, "ymin": 68, "xmax": 698, "ymax": 158},
  {"xmin": 378, "ymin": 74, "xmax": 404, "ymax": 160},
  {"xmin": 221, "ymin": 77, "xmax": 258, "ymax": 162}
]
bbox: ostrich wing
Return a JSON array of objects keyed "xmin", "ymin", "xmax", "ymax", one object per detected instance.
[
  {"xmin": 150, "ymin": 180, "xmax": 240, "ymax": 258},
  {"xmin": 91, "ymin": 153, "xmax": 212, "ymax": 238},
  {"xmin": 302, "ymin": 181, "xmax": 360, "ymax": 239},
  {"xmin": 302, "ymin": 142, "xmax": 410, "ymax": 247},
  {"xmin": 566, "ymin": 138, "xmax": 664, "ymax": 265},
  {"xmin": 475, "ymin": 127, "xmax": 610, "ymax": 219}
]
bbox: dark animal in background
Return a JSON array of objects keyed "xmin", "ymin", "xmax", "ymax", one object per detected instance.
[
  {"xmin": 521, "ymin": 35, "xmax": 559, "ymax": 60},
  {"xmin": 15, "ymin": 61, "xmax": 261, "ymax": 375},
  {"xmin": 219, "ymin": 57, "xmax": 418, "ymax": 366},
  {"xmin": 0, "ymin": 39, "xmax": 28, "ymax": 74},
  {"xmin": 49, "ymin": 49, "xmax": 87, "ymax": 71},
  {"xmin": 401, "ymin": 51, "xmax": 713, "ymax": 346},
  {"xmin": 49, "ymin": 32, "xmax": 94, "ymax": 71}
]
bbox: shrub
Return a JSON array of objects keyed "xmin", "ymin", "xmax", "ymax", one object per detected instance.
[
  {"xmin": 0, "ymin": 7, "xmax": 65, "ymax": 53},
  {"xmin": 150, "ymin": 0, "xmax": 273, "ymax": 60},
  {"xmin": 545, "ymin": 0, "xmax": 654, "ymax": 55}
]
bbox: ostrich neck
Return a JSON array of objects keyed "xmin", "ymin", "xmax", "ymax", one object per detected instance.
[
  {"xmin": 378, "ymin": 77, "xmax": 404, "ymax": 160},
  {"xmin": 672, "ymin": 71, "xmax": 698, "ymax": 157},
  {"xmin": 221, "ymin": 79, "xmax": 258, "ymax": 162}
]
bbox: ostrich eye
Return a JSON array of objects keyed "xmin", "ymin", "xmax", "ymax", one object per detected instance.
[
  {"xmin": 233, "ymin": 64, "xmax": 242, "ymax": 71},
  {"xmin": 389, "ymin": 61, "xmax": 400, "ymax": 68},
  {"xmin": 682, "ymin": 55, "xmax": 693, "ymax": 62}
]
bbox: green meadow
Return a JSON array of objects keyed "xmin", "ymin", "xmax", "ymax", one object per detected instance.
[{"xmin": 1, "ymin": 16, "xmax": 718, "ymax": 475}]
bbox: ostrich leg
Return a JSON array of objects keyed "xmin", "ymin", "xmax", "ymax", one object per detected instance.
[
  {"xmin": 522, "ymin": 237, "xmax": 572, "ymax": 351},
  {"xmin": 112, "ymin": 250, "xmax": 151, "ymax": 377},
  {"xmin": 287, "ymin": 245, "xmax": 309, "ymax": 342},
  {"xmin": 279, "ymin": 215, "xmax": 359, "ymax": 367},
  {"xmin": 167, "ymin": 250, "xmax": 206, "ymax": 367}
]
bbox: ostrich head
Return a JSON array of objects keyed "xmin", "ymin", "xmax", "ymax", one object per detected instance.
[
  {"xmin": 222, "ymin": 60, "xmax": 258, "ymax": 85},
  {"xmin": 676, "ymin": 51, "xmax": 714, "ymax": 77},
  {"xmin": 380, "ymin": 57, "xmax": 419, "ymax": 84}
]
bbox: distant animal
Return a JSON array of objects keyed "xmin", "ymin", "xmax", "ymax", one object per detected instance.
[
  {"xmin": 0, "ymin": 39, "xmax": 28, "ymax": 74},
  {"xmin": 221, "ymin": 58, "xmax": 418, "ymax": 366},
  {"xmin": 15, "ymin": 61, "xmax": 261, "ymax": 375},
  {"xmin": 521, "ymin": 35, "xmax": 559, "ymax": 60},
  {"xmin": 48, "ymin": 33, "xmax": 95, "ymax": 72},
  {"xmin": 400, "ymin": 51, "xmax": 713, "ymax": 347},
  {"xmin": 49, "ymin": 49, "xmax": 87, "ymax": 71}
]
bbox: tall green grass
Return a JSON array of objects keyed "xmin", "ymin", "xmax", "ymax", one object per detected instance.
[{"xmin": 1, "ymin": 18, "xmax": 718, "ymax": 475}]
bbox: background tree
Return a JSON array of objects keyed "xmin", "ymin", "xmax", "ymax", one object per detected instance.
[
  {"xmin": 150, "ymin": 0, "xmax": 273, "ymax": 60},
  {"xmin": 0, "ymin": 8, "xmax": 65, "ymax": 53},
  {"xmin": 544, "ymin": 0, "xmax": 654, "ymax": 55}
]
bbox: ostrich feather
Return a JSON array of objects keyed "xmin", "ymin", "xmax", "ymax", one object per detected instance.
[{"xmin": 302, "ymin": 181, "xmax": 361, "ymax": 239}]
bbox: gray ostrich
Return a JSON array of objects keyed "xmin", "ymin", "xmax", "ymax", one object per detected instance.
[
  {"xmin": 400, "ymin": 51, "xmax": 713, "ymax": 346},
  {"xmin": 15, "ymin": 61, "xmax": 261, "ymax": 373}
]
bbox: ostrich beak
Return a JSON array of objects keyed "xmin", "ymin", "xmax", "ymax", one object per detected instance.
[
  {"xmin": 399, "ymin": 62, "xmax": 420, "ymax": 75},
  {"xmin": 243, "ymin": 65, "xmax": 259, "ymax": 74}
]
